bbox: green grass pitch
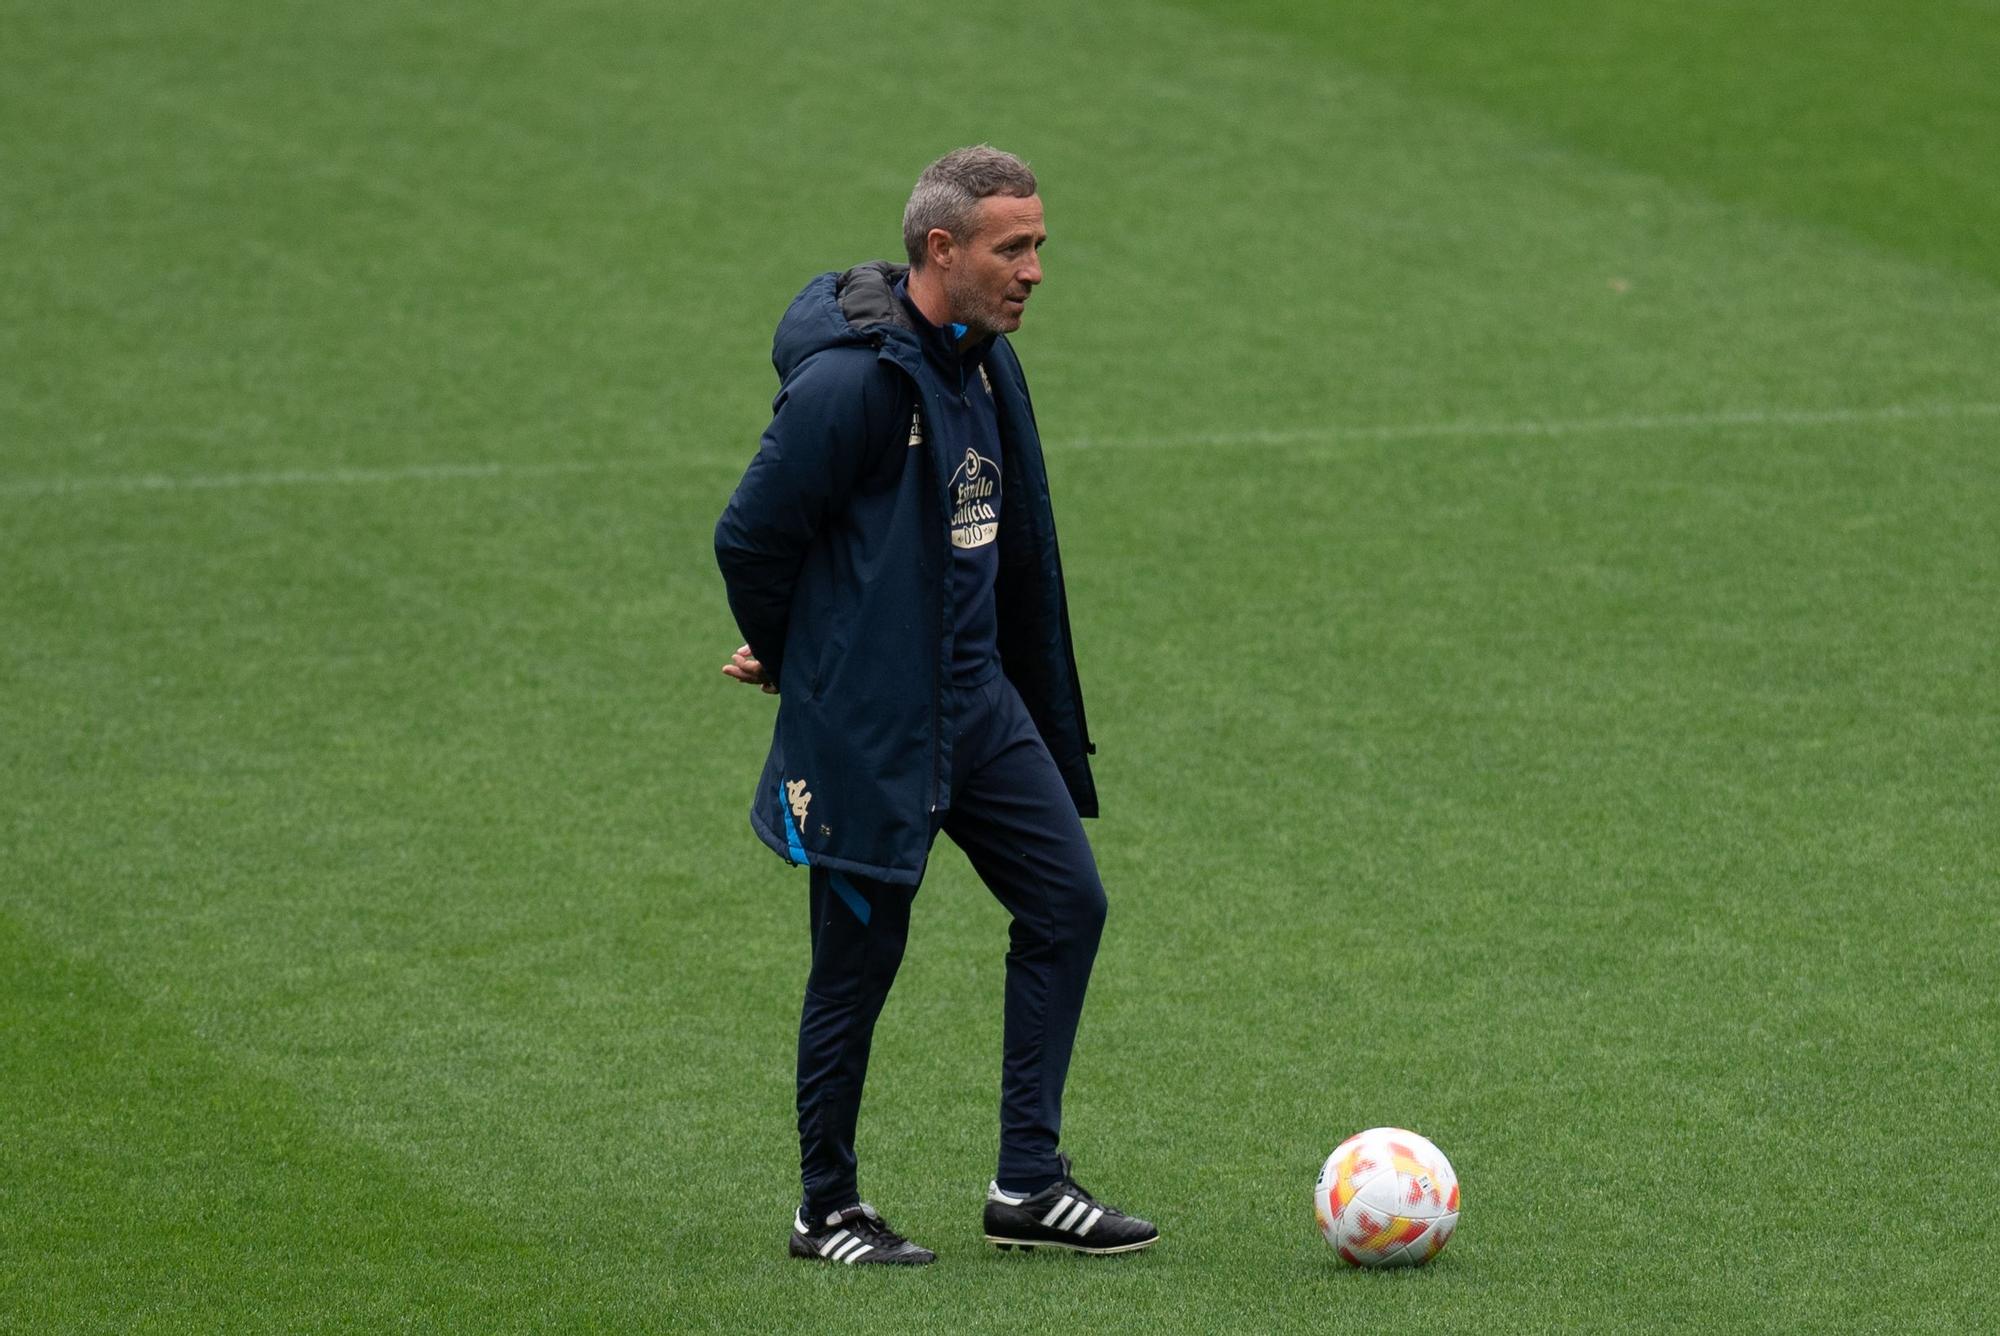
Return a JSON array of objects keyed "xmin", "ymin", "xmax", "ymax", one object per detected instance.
[{"xmin": 4, "ymin": 1, "xmax": 1996, "ymax": 1331}]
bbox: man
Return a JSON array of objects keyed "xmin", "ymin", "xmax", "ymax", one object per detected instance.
[{"xmin": 714, "ymin": 146, "xmax": 1158, "ymax": 1265}]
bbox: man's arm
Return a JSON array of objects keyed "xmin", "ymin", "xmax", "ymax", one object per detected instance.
[{"xmin": 713, "ymin": 349, "xmax": 898, "ymax": 690}]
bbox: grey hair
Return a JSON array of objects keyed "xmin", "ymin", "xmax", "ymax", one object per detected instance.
[{"xmin": 901, "ymin": 145, "xmax": 1038, "ymax": 268}]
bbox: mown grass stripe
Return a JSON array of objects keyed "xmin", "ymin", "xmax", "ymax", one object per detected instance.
[{"xmin": 0, "ymin": 911, "xmax": 581, "ymax": 1333}]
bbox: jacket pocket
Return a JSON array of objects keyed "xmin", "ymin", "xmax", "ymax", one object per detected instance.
[{"xmin": 809, "ymin": 621, "xmax": 854, "ymax": 701}]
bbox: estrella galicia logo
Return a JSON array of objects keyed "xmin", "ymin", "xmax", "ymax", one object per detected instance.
[{"xmin": 949, "ymin": 448, "xmax": 998, "ymax": 549}]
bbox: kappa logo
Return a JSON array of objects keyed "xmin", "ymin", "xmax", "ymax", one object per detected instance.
[
  {"xmin": 907, "ymin": 410, "xmax": 924, "ymax": 448},
  {"xmin": 786, "ymin": 778, "xmax": 812, "ymax": 827},
  {"xmin": 978, "ymin": 365, "xmax": 993, "ymax": 397}
]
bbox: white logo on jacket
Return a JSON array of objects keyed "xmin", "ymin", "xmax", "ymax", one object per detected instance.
[
  {"xmin": 786, "ymin": 778, "xmax": 812, "ymax": 827},
  {"xmin": 907, "ymin": 411, "xmax": 923, "ymax": 448},
  {"xmin": 949, "ymin": 448, "xmax": 999, "ymax": 550}
]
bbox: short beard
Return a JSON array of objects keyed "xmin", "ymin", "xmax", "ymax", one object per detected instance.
[{"xmin": 942, "ymin": 271, "xmax": 1016, "ymax": 339}]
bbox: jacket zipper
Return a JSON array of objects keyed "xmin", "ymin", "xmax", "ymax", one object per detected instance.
[
  {"xmin": 930, "ymin": 550, "xmax": 944, "ymax": 814},
  {"xmin": 928, "ymin": 346, "xmax": 978, "ymax": 813},
  {"xmin": 935, "ymin": 353, "xmax": 973, "ymax": 811},
  {"xmin": 928, "ymin": 379, "xmax": 946, "ymax": 813}
]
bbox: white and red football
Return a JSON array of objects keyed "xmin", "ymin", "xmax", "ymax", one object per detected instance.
[{"xmin": 1314, "ymin": 1127, "xmax": 1460, "ymax": 1268}]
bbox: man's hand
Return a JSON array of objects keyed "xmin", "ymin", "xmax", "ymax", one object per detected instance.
[{"xmin": 723, "ymin": 644, "xmax": 778, "ymax": 694}]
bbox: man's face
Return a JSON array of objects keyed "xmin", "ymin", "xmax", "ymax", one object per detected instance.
[{"xmin": 942, "ymin": 193, "xmax": 1046, "ymax": 338}]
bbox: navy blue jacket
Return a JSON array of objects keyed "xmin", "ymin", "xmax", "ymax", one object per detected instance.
[{"xmin": 715, "ymin": 261, "xmax": 1096, "ymax": 885}]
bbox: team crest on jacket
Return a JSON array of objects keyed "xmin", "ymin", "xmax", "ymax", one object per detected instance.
[{"xmin": 949, "ymin": 448, "xmax": 999, "ymax": 549}]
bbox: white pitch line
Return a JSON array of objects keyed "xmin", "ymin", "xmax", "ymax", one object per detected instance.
[
  {"xmin": 1056, "ymin": 401, "xmax": 2000, "ymax": 451},
  {"xmin": 0, "ymin": 457, "xmax": 666, "ymax": 499},
  {"xmin": 3, "ymin": 402, "xmax": 1994, "ymax": 499}
]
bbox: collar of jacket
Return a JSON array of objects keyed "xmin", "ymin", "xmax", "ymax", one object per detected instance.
[
  {"xmin": 833, "ymin": 260, "xmax": 994, "ymax": 380},
  {"xmin": 832, "ymin": 259, "xmax": 911, "ymax": 333},
  {"xmin": 836, "ymin": 258, "xmax": 1008, "ymax": 392}
]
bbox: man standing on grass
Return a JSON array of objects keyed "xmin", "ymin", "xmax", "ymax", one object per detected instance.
[{"xmin": 714, "ymin": 146, "xmax": 1157, "ymax": 1265}]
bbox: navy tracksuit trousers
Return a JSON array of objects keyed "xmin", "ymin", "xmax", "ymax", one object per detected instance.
[{"xmin": 796, "ymin": 673, "xmax": 1107, "ymax": 1219}]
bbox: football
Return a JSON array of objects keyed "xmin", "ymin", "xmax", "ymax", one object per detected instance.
[{"xmin": 1314, "ymin": 1127, "xmax": 1460, "ymax": 1268}]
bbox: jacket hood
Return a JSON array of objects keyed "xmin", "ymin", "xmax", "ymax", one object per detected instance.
[{"xmin": 771, "ymin": 260, "xmax": 919, "ymax": 382}]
